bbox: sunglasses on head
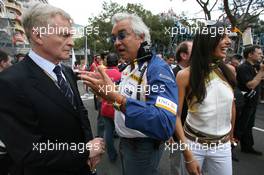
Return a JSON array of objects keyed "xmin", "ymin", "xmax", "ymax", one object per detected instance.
[{"xmin": 111, "ymin": 30, "xmax": 129, "ymax": 43}]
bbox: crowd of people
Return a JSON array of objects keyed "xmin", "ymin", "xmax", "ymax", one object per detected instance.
[{"xmin": 0, "ymin": 2, "xmax": 264, "ymax": 175}]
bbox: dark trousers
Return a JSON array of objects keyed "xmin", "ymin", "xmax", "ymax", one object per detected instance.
[
  {"xmin": 236, "ymin": 105, "xmax": 257, "ymax": 150},
  {"xmin": 96, "ymin": 100, "xmax": 104, "ymax": 138},
  {"xmin": 0, "ymin": 154, "xmax": 9, "ymax": 175},
  {"xmin": 119, "ymin": 138, "xmax": 164, "ymax": 175},
  {"xmin": 234, "ymin": 105, "xmax": 244, "ymax": 140}
]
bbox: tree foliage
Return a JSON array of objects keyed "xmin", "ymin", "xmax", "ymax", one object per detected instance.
[
  {"xmin": 224, "ymin": 0, "xmax": 264, "ymax": 31},
  {"xmin": 223, "ymin": 0, "xmax": 264, "ymax": 52},
  {"xmin": 74, "ymin": 1, "xmax": 174, "ymax": 55}
]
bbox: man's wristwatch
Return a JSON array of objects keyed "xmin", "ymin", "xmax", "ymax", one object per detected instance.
[
  {"xmin": 113, "ymin": 101, "xmax": 122, "ymax": 111},
  {"xmin": 113, "ymin": 95, "xmax": 126, "ymax": 111}
]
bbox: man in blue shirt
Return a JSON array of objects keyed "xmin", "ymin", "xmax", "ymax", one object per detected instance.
[{"xmin": 80, "ymin": 12, "xmax": 178, "ymax": 175}]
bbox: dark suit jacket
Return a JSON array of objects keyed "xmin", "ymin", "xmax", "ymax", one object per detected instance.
[
  {"xmin": 0, "ymin": 55, "xmax": 93, "ymax": 175},
  {"xmin": 172, "ymin": 64, "xmax": 182, "ymax": 77}
]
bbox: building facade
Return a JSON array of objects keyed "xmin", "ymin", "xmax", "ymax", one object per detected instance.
[{"xmin": 0, "ymin": 0, "xmax": 48, "ymax": 56}]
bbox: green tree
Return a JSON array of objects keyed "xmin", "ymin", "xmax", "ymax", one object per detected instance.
[
  {"xmin": 74, "ymin": 1, "xmax": 174, "ymax": 56},
  {"xmin": 74, "ymin": 1, "xmax": 124, "ymax": 53}
]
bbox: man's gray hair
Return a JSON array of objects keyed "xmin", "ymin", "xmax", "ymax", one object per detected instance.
[
  {"xmin": 111, "ymin": 12, "xmax": 151, "ymax": 44},
  {"xmin": 22, "ymin": 3, "xmax": 72, "ymax": 41}
]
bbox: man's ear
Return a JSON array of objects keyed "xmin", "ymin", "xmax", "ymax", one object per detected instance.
[
  {"xmin": 180, "ymin": 52, "xmax": 187, "ymax": 60},
  {"xmin": 248, "ymin": 52, "xmax": 254, "ymax": 59},
  {"xmin": 31, "ymin": 28, "xmax": 44, "ymax": 45},
  {"xmin": 0, "ymin": 60, "xmax": 4, "ymax": 67},
  {"xmin": 139, "ymin": 33, "xmax": 145, "ymax": 41}
]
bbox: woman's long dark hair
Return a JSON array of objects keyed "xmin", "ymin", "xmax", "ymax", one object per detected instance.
[{"xmin": 187, "ymin": 25, "xmax": 236, "ymax": 105}]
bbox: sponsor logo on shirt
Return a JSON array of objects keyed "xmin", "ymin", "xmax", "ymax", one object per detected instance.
[{"xmin": 155, "ymin": 96, "xmax": 177, "ymax": 115}]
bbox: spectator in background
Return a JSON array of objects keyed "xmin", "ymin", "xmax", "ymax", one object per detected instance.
[
  {"xmin": 79, "ymin": 57, "xmax": 91, "ymax": 100},
  {"xmin": 79, "ymin": 57, "xmax": 88, "ymax": 71},
  {"xmin": 173, "ymin": 41, "xmax": 192, "ymax": 124},
  {"xmin": 229, "ymin": 54, "xmax": 242, "ymax": 69},
  {"xmin": 89, "ymin": 54, "xmax": 103, "ymax": 72},
  {"xmin": 90, "ymin": 52, "xmax": 107, "ymax": 138},
  {"xmin": 226, "ymin": 54, "xmax": 243, "ymax": 161},
  {"xmin": 173, "ymin": 41, "xmax": 192, "ymax": 75},
  {"xmin": 0, "ymin": 50, "xmax": 12, "ymax": 72},
  {"xmin": 100, "ymin": 51, "xmax": 108, "ymax": 66},
  {"xmin": 226, "ymin": 54, "xmax": 244, "ymax": 130},
  {"xmin": 236, "ymin": 45, "xmax": 264, "ymax": 155},
  {"xmin": 166, "ymin": 55, "xmax": 176, "ymax": 68},
  {"xmin": 89, "ymin": 54, "xmax": 104, "ymax": 137},
  {"xmin": 101, "ymin": 53, "xmax": 121, "ymax": 162},
  {"xmin": 117, "ymin": 57, "xmax": 127, "ymax": 72}
]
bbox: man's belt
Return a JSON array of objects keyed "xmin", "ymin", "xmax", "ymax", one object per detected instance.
[{"xmin": 184, "ymin": 123, "xmax": 230, "ymax": 146}]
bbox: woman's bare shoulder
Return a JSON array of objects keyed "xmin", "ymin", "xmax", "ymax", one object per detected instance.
[{"xmin": 176, "ymin": 67, "xmax": 190, "ymax": 86}]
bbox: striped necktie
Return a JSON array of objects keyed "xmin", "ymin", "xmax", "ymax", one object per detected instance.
[{"xmin": 53, "ymin": 65, "xmax": 75, "ymax": 107}]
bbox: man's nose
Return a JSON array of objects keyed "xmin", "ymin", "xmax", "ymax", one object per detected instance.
[
  {"xmin": 114, "ymin": 38, "xmax": 122, "ymax": 47},
  {"xmin": 68, "ymin": 37, "xmax": 74, "ymax": 47}
]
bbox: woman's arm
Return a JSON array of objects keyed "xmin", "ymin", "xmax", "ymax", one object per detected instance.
[{"xmin": 175, "ymin": 69, "xmax": 201, "ymax": 175}]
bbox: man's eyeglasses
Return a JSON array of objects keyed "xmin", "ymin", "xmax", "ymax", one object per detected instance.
[{"xmin": 111, "ymin": 30, "xmax": 129, "ymax": 43}]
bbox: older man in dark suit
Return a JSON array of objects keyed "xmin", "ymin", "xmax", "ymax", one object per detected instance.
[{"xmin": 0, "ymin": 3, "xmax": 104, "ymax": 175}]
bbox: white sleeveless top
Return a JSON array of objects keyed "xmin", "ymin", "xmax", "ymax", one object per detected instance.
[{"xmin": 186, "ymin": 71, "xmax": 234, "ymax": 136}]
